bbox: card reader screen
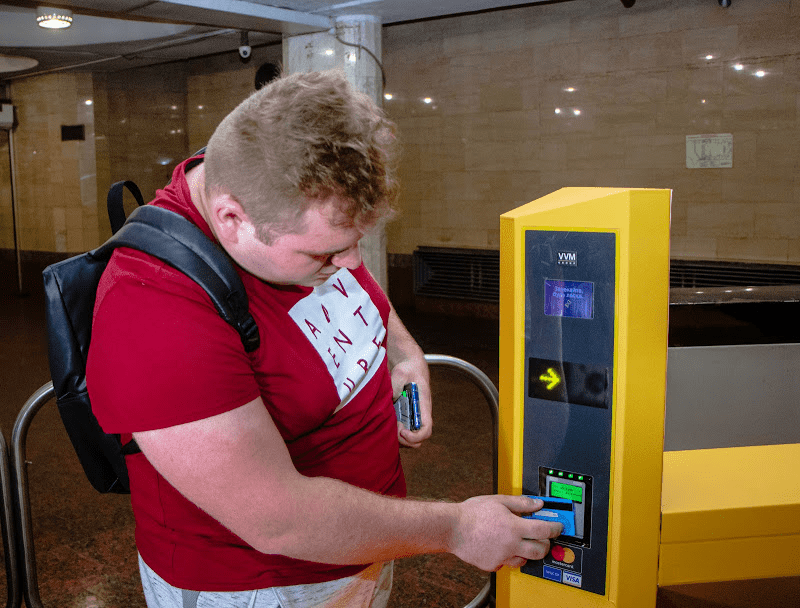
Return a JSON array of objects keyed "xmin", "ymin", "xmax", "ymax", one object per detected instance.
[
  {"xmin": 551, "ymin": 482, "xmax": 583, "ymax": 503},
  {"xmin": 544, "ymin": 279, "xmax": 594, "ymax": 319}
]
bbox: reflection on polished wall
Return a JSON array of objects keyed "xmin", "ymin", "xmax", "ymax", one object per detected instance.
[
  {"xmin": 1, "ymin": 0, "xmax": 799, "ymax": 265},
  {"xmin": 187, "ymin": 68, "xmax": 257, "ymax": 154},
  {"xmin": 383, "ymin": 0, "xmax": 800, "ymax": 263},
  {"xmin": 0, "ymin": 57, "xmax": 264, "ymax": 254},
  {"xmin": 100, "ymin": 66, "xmax": 190, "ymax": 243},
  {"xmin": 0, "ymin": 131, "xmax": 11, "ymax": 249},
  {"xmin": 5, "ymin": 73, "xmax": 98, "ymax": 253}
]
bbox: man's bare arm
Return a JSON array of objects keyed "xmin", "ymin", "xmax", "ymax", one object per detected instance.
[{"xmin": 133, "ymin": 397, "xmax": 561, "ymax": 570}]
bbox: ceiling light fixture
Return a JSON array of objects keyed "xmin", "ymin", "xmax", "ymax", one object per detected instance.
[{"xmin": 36, "ymin": 6, "xmax": 73, "ymax": 29}]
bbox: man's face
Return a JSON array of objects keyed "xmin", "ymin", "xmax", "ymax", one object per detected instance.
[{"xmin": 232, "ymin": 196, "xmax": 367, "ymax": 287}]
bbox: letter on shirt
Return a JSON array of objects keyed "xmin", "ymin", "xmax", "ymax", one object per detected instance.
[{"xmin": 289, "ymin": 269, "xmax": 386, "ymax": 412}]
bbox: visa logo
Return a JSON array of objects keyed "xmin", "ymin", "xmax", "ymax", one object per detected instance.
[
  {"xmin": 562, "ymin": 572, "xmax": 582, "ymax": 587},
  {"xmin": 557, "ymin": 251, "xmax": 578, "ymax": 266}
]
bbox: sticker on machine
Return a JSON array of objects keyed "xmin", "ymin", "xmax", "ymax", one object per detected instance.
[
  {"xmin": 544, "ymin": 544, "xmax": 583, "ymax": 573},
  {"xmin": 542, "ymin": 565, "xmax": 562, "ymax": 582},
  {"xmin": 562, "ymin": 571, "xmax": 582, "ymax": 587}
]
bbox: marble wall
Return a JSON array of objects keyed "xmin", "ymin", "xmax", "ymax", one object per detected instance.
[
  {"xmin": 99, "ymin": 66, "xmax": 190, "ymax": 243},
  {"xmin": 0, "ymin": 131, "xmax": 11, "ymax": 249},
  {"xmin": 0, "ymin": 50, "xmax": 274, "ymax": 253},
  {"xmin": 2, "ymin": 0, "xmax": 799, "ymax": 264},
  {"xmin": 383, "ymin": 0, "xmax": 800, "ymax": 263},
  {"xmin": 187, "ymin": 66, "xmax": 260, "ymax": 154},
  {"xmin": 4, "ymin": 73, "xmax": 98, "ymax": 253}
]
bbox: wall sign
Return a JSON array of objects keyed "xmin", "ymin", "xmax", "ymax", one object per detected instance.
[{"xmin": 686, "ymin": 133, "xmax": 733, "ymax": 169}]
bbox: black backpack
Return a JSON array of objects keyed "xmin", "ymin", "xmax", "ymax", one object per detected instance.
[{"xmin": 42, "ymin": 180, "xmax": 260, "ymax": 493}]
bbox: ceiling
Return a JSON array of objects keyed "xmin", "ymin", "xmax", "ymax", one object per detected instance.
[{"xmin": 0, "ymin": 0, "xmax": 562, "ymax": 79}]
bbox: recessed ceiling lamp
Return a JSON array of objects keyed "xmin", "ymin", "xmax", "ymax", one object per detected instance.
[{"xmin": 36, "ymin": 6, "xmax": 73, "ymax": 29}]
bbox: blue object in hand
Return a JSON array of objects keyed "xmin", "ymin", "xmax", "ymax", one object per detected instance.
[{"xmin": 522, "ymin": 495, "xmax": 576, "ymax": 537}]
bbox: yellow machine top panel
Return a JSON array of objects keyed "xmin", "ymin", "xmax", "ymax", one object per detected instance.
[
  {"xmin": 661, "ymin": 443, "xmax": 800, "ymax": 544},
  {"xmin": 500, "ymin": 187, "xmax": 662, "ymax": 220}
]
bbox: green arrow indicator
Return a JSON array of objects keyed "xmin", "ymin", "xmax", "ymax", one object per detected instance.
[{"xmin": 539, "ymin": 367, "xmax": 562, "ymax": 391}]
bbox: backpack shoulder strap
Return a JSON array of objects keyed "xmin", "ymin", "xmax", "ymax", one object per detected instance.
[
  {"xmin": 95, "ymin": 205, "xmax": 260, "ymax": 353},
  {"xmin": 107, "ymin": 180, "xmax": 145, "ymax": 235}
]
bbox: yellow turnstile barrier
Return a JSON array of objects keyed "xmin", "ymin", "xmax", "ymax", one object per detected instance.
[
  {"xmin": 660, "ymin": 443, "xmax": 800, "ymax": 586},
  {"xmin": 497, "ymin": 188, "xmax": 672, "ymax": 607},
  {"xmin": 496, "ymin": 187, "xmax": 800, "ymax": 607}
]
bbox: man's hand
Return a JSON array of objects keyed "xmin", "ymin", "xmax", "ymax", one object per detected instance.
[
  {"xmin": 449, "ymin": 495, "xmax": 562, "ymax": 571},
  {"xmin": 391, "ymin": 360, "xmax": 432, "ymax": 448},
  {"xmin": 386, "ymin": 304, "xmax": 432, "ymax": 448}
]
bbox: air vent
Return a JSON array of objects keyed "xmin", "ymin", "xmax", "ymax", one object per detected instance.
[
  {"xmin": 413, "ymin": 248, "xmax": 800, "ymax": 302},
  {"xmin": 670, "ymin": 260, "xmax": 800, "ymax": 288},
  {"xmin": 413, "ymin": 246, "xmax": 499, "ymax": 302}
]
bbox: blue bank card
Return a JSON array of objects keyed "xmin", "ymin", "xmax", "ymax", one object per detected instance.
[{"xmin": 522, "ymin": 495, "xmax": 576, "ymax": 537}]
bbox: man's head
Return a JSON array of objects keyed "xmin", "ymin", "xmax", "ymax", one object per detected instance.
[
  {"xmin": 220, "ymin": 193, "xmax": 368, "ymax": 287},
  {"xmin": 204, "ymin": 69, "xmax": 399, "ymax": 245}
]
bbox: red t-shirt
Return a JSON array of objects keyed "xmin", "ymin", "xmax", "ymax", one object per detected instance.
[{"xmin": 86, "ymin": 157, "xmax": 405, "ymax": 591}]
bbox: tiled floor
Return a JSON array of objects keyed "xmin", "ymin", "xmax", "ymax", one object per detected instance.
[{"xmin": 0, "ymin": 263, "xmax": 797, "ymax": 607}]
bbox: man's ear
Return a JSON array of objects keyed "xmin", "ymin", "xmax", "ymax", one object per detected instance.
[{"xmin": 208, "ymin": 193, "xmax": 250, "ymax": 245}]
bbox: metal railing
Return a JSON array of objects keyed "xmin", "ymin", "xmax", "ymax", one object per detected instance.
[
  {"xmin": 10, "ymin": 382, "xmax": 53, "ymax": 608},
  {"xmin": 425, "ymin": 354, "xmax": 499, "ymax": 608},
  {"xmin": 1, "ymin": 426, "xmax": 21, "ymax": 608},
  {"xmin": 10, "ymin": 355, "xmax": 499, "ymax": 608}
]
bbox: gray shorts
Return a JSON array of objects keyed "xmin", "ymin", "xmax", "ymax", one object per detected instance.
[{"xmin": 138, "ymin": 555, "xmax": 393, "ymax": 608}]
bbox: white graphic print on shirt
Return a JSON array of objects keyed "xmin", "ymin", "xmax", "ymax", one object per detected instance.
[{"xmin": 288, "ymin": 269, "xmax": 387, "ymax": 412}]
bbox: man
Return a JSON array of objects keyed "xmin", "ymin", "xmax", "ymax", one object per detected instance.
[{"xmin": 86, "ymin": 69, "xmax": 560, "ymax": 608}]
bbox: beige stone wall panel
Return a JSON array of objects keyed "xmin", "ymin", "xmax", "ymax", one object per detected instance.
[
  {"xmin": 671, "ymin": 235, "xmax": 718, "ymax": 260},
  {"xmin": 383, "ymin": 0, "xmax": 800, "ymax": 263},
  {"xmin": 717, "ymin": 236, "xmax": 789, "ymax": 263}
]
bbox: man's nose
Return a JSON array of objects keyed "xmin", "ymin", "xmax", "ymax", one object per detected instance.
[{"xmin": 331, "ymin": 243, "xmax": 362, "ymax": 269}]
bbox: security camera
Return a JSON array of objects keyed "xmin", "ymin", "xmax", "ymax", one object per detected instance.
[
  {"xmin": 239, "ymin": 30, "xmax": 251, "ymax": 62},
  {"xmin": 718, "ymin": 0, "xmax": 731, "ymax": 6}
]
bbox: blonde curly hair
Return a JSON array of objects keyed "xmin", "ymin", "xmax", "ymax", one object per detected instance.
[{"xmin": 204, "ymin": 69, "xmax": 399, "ymax": 243}]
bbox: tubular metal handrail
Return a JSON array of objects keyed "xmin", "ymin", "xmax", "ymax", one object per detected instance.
[
  {"xmin": 11, "ymin": 381, "xmax": 53, "ymax": 608},
  {"xmin": 1, "ymin": 425, "xmax": 21, "ymax": 608},
  {"xmin": 424, "ymin": 354, "xmax": 498, "ymax": 608},
  {"xmin": 12, "ymin": 356, "xmax": 499, "ymax": 608},
  {"xmin": 424, "ymin": 354, "xmax": 498, "ymax": 495}
]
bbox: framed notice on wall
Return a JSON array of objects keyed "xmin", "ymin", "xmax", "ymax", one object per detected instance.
[{"xmin": 686, "ymin": 133, "xmax": 733, "ymax": 169}]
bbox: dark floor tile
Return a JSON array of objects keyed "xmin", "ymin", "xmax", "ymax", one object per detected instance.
[{"xmin": 1, "ymin": 281, "xmax": 798, "ymax": 607}]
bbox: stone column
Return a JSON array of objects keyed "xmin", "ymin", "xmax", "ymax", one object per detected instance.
[{"xmin": 283, "ymin": 15, "xmax": 388, "ymax": 292}]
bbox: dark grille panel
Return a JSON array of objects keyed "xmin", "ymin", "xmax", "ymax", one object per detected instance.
[
  {"xmin": 413, "ymin": 246, "xmax": 499, "ymax": 302},
  {"xmin": 412, "ymin": 248, "xmax": 800, "ymax": 302},
  {"xmin": 670, "ymin": 259, "xmax": 800, "ymax": 288}
]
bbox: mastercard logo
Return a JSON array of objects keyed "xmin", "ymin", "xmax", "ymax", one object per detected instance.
[{"xmin": 550, "ymin": 545, "xmax": 576, "ymax": 564}]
